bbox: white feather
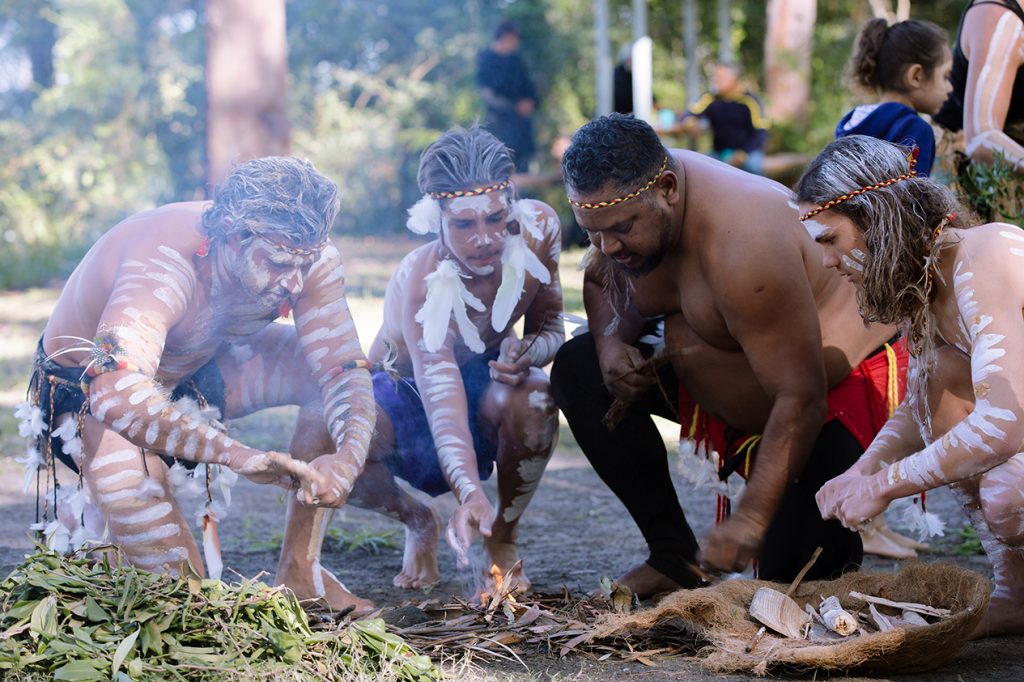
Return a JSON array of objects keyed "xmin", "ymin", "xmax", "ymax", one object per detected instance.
[
  {"xmin": 891, "ymin": 495, "xmax": 947, "ymax": 540},
  {"xmin": 509, "ymin": 200, "xmax": 544, "ymax": 241},
  {"xmin": 406, "ymin": 195, "xmax": 442, "ymax": 234},
  {"xmin": 415, "ymin": 260, "xmax": 485, "ymax": 353},
  {"xmin": 491, "ymin": 233, "xmax": 551, "ymax": 332}
]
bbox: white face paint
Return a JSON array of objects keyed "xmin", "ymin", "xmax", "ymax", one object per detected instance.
[
  {"xmin": 448, "ymin": 193, "xmax": 509, "ymax": 215},
  {"xmin": 802, "ymin": 218, "xmax": 828, "ymax": 240},
  {"xmin": 441, "ymin": 192, "xmax": 510, "ymax": 276},
  {"xmin": 841, "ymin": 254, "xmax": 865, "ymax": 273}
]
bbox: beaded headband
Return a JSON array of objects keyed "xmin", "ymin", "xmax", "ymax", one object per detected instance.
[
  {"xmin": 568, "ymin": 157, "xmax": 669, "ymax": 210},
  {"xmin": 800, "ymin": 148, "xmax": 919, "ymax": 222},
  {"xmin": 429, "ymin": 179, "xmax": 511, "ymax": 200},
  {"xmin": 254, "ymin": 234, "xmax": 329, "ymax": 257}
]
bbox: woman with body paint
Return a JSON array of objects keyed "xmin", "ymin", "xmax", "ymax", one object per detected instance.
[
  {"xmin": 284, "ymin": 127, "xmax": 563, "ymax": 607},
  {"xmin": 799, "ymin": 135, "xmax": 1024, "ymax": 638}
]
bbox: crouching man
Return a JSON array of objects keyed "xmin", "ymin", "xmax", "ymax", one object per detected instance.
[
  {"xmin": 282, "ymin": 127, "xmax": 564, "ymax": 608},
  {"xmin": 20, "ymin": 158, "xmax": 375, "ymax": 610}
]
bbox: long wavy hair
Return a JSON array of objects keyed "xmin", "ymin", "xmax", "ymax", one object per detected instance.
[{"xmin": 796, "ymin": 136, "xmax": 975, "ymax": 425}]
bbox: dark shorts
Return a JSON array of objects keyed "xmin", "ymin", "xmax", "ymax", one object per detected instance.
[
  {"xmin": 372, "ymin": 355, "xmax": 498, "ymax": 497},
  {"xmin": 30, "ymin": 339, "xmax": 227, "ymax": 474}
]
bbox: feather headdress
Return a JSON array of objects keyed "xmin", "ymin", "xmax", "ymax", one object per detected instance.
[{"xmin": 406, "ymin": 195, "xmax": 443, "ymax": 235}]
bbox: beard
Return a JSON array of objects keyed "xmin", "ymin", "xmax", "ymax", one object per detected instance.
[{"xmin": 614, "ymin": 210, "xmax": 673, "ymax": 277}]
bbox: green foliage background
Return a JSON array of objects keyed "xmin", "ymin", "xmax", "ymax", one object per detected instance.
[{"xmin": 0, "ymin": 0, "xmax": 970, "ymax": 288}]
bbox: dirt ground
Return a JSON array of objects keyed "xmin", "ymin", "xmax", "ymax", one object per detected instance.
[{"xmin": 1, "ymin": 239, "xmax": 1022, "ymax": 680}]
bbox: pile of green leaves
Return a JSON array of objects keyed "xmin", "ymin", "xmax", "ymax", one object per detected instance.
[
  {"xmin": 960, "ymin": 152, "xmax": 1024, "ymax": 227},
  {"xmin": 0, "ymin": 550, "xmax": 438, "ymax": 681}
]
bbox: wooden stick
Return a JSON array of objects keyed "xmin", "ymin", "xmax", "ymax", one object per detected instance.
[
  {"xmin": 847, "ymin": 591, "xmax": 952, "ymax": 618},
  {"xmin": 784, "ymin": 546, "xmax": 823, "ymax": 599}
]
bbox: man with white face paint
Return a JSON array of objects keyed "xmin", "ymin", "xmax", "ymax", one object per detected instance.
[
  {"xmin": 801, "ymin": 135, "xmax": 1024, "ymax": 637},
  {"xmin": 284, "ymin": 127, "xmax": 563, "ymax": 601},
  {"xmin": 19, "ymin": 157, "xmax": 376, "ymax": 611},
  {"xmin": 552, "ymin": 114, "xmax": 905, "ymax": 598}
]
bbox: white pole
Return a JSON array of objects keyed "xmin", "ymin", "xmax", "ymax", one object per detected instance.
[
  {"xmin": 684, "ymin": 0, "xmax": 699, "ymax": 107},
  {"xmin": 632, "ymin": 0, "xmax": 648, "ymax": 41},
  {"xmin": 631, "ymin": 36, "xmax": 653, "ymax": 124},
  {"xmin": 719, "ymin": 0, "xmax": 733, "ymax": 63},
  {"xmin": 595, "ymin": 0, "xmax": 612, "ymax": 116}
]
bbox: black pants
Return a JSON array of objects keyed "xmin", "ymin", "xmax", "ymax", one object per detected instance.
[{"xmin": 550, "ymin": 333, "xmax": 863, "ymax": 585}]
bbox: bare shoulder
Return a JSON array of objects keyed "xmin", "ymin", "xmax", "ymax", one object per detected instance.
[
  {"xmin": 680, "ymin": 154, "xmax": 805, "ymax": 265},
  {"xmin": 389, "ymin": 241, "xmax": 441, "ymax": 302},
  {"xmin": 953, "ymin": 223, "xmax": 1024, "ymax": 275},
  {"xmin": 106, "ymin": 200, "xmax": 208, "ymax": 263}
]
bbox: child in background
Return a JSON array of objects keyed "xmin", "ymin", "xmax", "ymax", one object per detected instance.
[
  {"xmin": 837, "ymin": 18, "xmax": 953, "ymax": 176},
  {"xmin": 680, "ymin": 63, "xmax": 769, "ymax": 175}
]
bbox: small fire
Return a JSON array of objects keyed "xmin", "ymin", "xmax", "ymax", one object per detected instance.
[{"xmin": 479, "ymin": 563, "xmax": 517, "ymax": 608}]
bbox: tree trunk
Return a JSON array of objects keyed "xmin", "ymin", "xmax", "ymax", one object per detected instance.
[
  {"xmin": 205, "ymin": 0, "xmax": 289, "ymax": 188},
  {"xmin": 763, "ymin": 0, "xmax": 817, "ymax": 128}
]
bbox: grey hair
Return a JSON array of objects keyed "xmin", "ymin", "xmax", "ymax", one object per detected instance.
[
  {"xmin": 417, "ymin": 127, "xmax": 517, "ymax": 206},
  {"xmin": 202, "ymin": 156, "xmax": 340, "ymax": 246}
]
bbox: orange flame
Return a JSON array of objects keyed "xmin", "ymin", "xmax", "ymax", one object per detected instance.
[{"xmin": 479, "ymin": 563, "xmax": 518, "ymax": 608}]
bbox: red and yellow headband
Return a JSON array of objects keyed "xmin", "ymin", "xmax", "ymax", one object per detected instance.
[
  {"xmin": 800, "ymin": 148, "xmax": 919, "ymax": 222},
  {"xmin": 429, "ymin": 180, "xmax": 511, "ymax": 200},
  {"xmin": 568, "ymin": 157, "xmax": 669, "ymax": 210}
]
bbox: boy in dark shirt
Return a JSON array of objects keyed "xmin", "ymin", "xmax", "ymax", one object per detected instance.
[{"xmin": 681, "ymin": 63, "xmax": 768, "ymax": 175}]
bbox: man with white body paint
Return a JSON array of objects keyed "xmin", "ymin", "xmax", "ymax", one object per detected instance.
[
  {"xmin": 284, "ymin": 128, "xmax": 562, "ymax": 604},
  {"xmin": 552, "ymin": 115, "xmax": 903, "ymax": 598},
  {"xmin": 20, "ymin": 157, "xmax": 375, "ymax": 609},
  {"xmin": 935, "ymin": 1, "xmax": 1024, "ymax": 171},
  {"xmin": 803, "ymin": 136, "xmax": 1024, "ymax": 638}
]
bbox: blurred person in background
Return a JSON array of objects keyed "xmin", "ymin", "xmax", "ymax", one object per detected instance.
[{"xmin": 477, "ymin": 21, "xmax": 539, "ymax": 172}]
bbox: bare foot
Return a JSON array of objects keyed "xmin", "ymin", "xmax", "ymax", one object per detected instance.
[
  {"xmin": 277, "ymin": 561, "xmax": 374, "ymax": 614},
  {"xmin": 394, "ymin": 506, "xmax": 441, "ymax": 589},
  {"xmin": 618, "ymin": 562, "xmax": 683, "ymax": 600},
  {"xmin": 861, "ymin": 526, "xmax": 918, "ymax": 560},
  {"xmin": 972, "ymin": 594, "xmax": 1024, "ymax": 638},
  {"xmin": 483, "ymin": 539, "xmax": 531, "ymax": 594}
]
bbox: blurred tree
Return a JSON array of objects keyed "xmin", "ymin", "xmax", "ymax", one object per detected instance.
[
  {"xmin": 0, "ymin": 0, "xmax": 973, "ymax": 287},
  {"xmin": 765, "ymin": 0, "xmax": 817, "ymax": 128},
  {"xmin": 206, "ymin": 0, "xmax": 289, "ymax": 186},
  {"xmin": 0, "ymin": 0, "xmax": 204, "ymax": 288}
]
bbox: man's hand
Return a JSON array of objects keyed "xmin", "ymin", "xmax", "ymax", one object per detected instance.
[
  {"xmin": 816, "ymin": 471, "xmax": 890, "ymax": 532},
  {"xmin": 597, "ymin": 339, "xmax": 654, "ymax": 403},
  {"xmin": 515, "ymin": 98, "xmax": 535, "ymax": 117},
  {"xmin": 295, "ymin": 449, "xmax": 365, "ymax": 508},
  {"xmin": 489, "ymin": 337, "xmax": 533, "ymax": 386},
  {"xmin": 445, "ymin": 492, "xmax": 495, "ymax": 567},
  {"xmin": 231, "ymin": 450, "xmax": 327, "ymax": 493},
  {"xmin": 699, "ymin": 511, "xmax": 767, "ymax": 574}
]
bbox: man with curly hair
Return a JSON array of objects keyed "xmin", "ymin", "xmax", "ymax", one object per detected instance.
[{"xmin": 552, "ymin": 115, "xmax": 904, "ymax": 596}]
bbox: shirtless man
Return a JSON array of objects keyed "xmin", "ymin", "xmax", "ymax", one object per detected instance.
[
  {"xmin": 805, "ymin": 135, "xmax": 1024, "ymax": 637},
  {"xmin": 282, "ymin": 128, "xmax": 563, "ymax": 604},
  {"xmin": 551, "ymin": 114, "xmax": 899, "ymax": 595},
  {"xmin": 19, "ymin": 157, "xmax": 374, "ymax": 608}
]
